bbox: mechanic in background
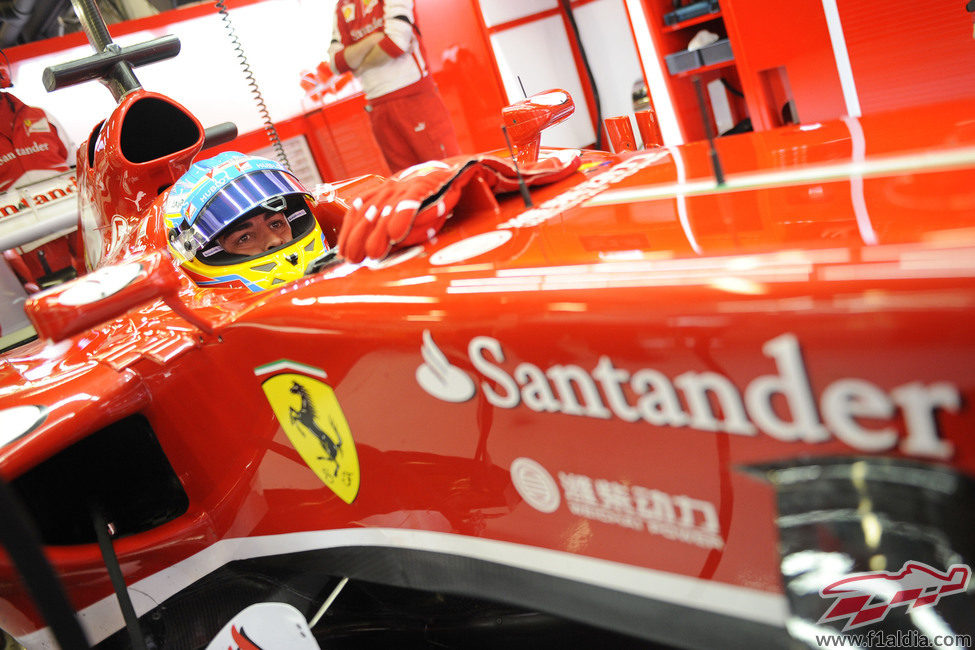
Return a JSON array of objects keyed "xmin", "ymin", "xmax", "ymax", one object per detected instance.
[
  {"xmin": 328, "ymin": 0, "xmax": 461, "ymax": 173},
  {"xmin": 0, "ymin": 89, "xmax": 73, "ymax": 192},
  {"xmin": 0, "ymin": 59, "xmax": 80, "ymax": 300}
]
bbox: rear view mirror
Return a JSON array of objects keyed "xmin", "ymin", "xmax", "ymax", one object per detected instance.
[
  {"xmin": 25, "ymin": 250, "xmax": 183, "ymax": 342},
  {"xmin": 501, "ymin": 89, "xmax": 575, "ymax": 166}
]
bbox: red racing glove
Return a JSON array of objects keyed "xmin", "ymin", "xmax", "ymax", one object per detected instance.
[{"xmin": 337, "ymin": 152, "xmax": 580, "ymax": 263}]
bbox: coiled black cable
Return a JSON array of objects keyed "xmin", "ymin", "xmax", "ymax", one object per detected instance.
[{"xmin": 214, "ymin": 0, "xmax": 291, "ymax": 171}]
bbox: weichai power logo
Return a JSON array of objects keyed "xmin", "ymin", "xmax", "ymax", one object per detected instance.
[{"xmin": 818, "ymin": 561, "xmax": 971, "ymax": 630}]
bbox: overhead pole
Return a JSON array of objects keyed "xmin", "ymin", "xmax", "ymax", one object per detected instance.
[
  {"xmin": 44, "ymin": 0, "xmax": 180, "ymax": 101},
  {"xmin": 69, "ymin": 0, "xmax": 140, "ymax": 100}
]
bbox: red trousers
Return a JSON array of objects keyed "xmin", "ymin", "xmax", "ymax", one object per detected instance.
[{"xmin": 367, "ymin": 76, "xmax": 461, "ymax": 173}]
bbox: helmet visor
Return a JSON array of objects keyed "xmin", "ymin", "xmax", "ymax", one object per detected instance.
[
  {"xmin": 197, "ymin": 193, "xmax": 317, "ymax": 266},
  {"xmin": 174, "ymin": 169, "xmax": 307, "ymax": 258}
]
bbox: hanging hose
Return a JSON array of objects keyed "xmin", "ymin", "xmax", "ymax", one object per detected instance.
[
  {"xmin": 214, "ymin": 0, "xmax": 291, "ymax": 171},
  {"xmin": 92, "ymin": 507, "xmax": 147, "ymax": 650},
  {"xmin": 0, "ymin": 475, "xmax": 89, "ymax": 649},
  {"xmin": 558, "ymin": 0, "xmax": 603, "ymax": 150}
]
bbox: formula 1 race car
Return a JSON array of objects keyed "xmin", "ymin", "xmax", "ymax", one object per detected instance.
[{"xmin": 1, "ymin": 2, "xmax": 975, "ymax": 649}]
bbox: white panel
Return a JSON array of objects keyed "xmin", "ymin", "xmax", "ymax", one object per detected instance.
[
  {"xmin": 489, "ymin": 16, "xmax": 595, "ymax": 148},
  {"xmin": 820, "ymin": 0, "xmax": 861, "ymax": 118},
  {"xmin": 0, "ymin": 257, "xmax": 30, "ymax": 341},
  {"xmin": 251, "ymin": 135, "xmax": 322, "ymax": 188},
  {"xmin": 572, "ymin": 0, "xmax": 643, "ymax": 145},
  {"xmin": 8, "ymin": 0, "xmax": 334, "ymax": 149},
  {"xmin": 623, "ymin": 0, "xmax": 682, "ymax": 145},
  {"xmin": 707, "ymin": 79, "xmax": 733, "ymax": 135},
  {"xmin": 479, "ymin": 0, "xmax": 559, "ymax": 29}
]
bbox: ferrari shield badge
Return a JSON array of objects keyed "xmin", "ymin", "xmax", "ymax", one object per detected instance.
[{"xmin": 256, "ymin": 360, "xmax": 359, "ymax": 504}]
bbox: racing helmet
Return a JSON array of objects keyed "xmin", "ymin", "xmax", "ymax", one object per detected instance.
[{"xmin": 165, "ymin": 152, "xmax": 327, "ymax": 292}]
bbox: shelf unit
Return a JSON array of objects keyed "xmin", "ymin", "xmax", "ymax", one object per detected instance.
[
  {"xmin": 643, "ymin": 2, "xmax": 749, "ymax": 142},
  {"xmin": 672, "ymin": 59, "xmax": 735, "ymax": 79},
  {"xmin": 662, "ymin": 9, "xmax": 723, "ymax": 33}
]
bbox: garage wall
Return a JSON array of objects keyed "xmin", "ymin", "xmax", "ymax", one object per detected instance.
[
  {"xmin": 836, "ymin": 0, "xmax": 975, "ymax": 114},
  {"xmin": 722, "ymin": 0, "xmax": 975, "ymax": 131},
  {"xmin": 6, "ymin": 0, "xmax": 333, "ymax": 151}
]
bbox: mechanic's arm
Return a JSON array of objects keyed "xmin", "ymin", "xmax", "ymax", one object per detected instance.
[
  {"xmin": 357, "ymin": 41, "xmax": 393, "ymax": 70},
  {"xmin": 355, "ymin": 0, "xmax": 415, "ymax": 71},
  {"xmin": 329, "ymin": 32, "xmax": 384, "ymax": 74}
]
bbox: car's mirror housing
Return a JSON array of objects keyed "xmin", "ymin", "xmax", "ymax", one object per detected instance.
[
  {"xmin": 501, "ymin": 89, "xmax": 575, "ymax": 166},
  {"xmin": 25, "ymin": 250, "xmax": 186, "ymax": 342}
]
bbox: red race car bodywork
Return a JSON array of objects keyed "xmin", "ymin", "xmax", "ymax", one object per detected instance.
[{"xmin": 1, "ymin": 27, "xmax": 974, "ymax": 650}]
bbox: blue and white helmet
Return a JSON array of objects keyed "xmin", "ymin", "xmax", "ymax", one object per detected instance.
[{"xmin": 165, "ymin": 152, "xmax": 327, "ymax": 291}]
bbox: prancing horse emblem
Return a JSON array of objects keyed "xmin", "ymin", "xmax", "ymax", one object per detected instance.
[
  {"xmin": 289, "ymin": 381, "xmax": 342, "ymax": 475},
  {"xmin": 258, "ymin": 365, "xmax": 360, "ymax": 504}
]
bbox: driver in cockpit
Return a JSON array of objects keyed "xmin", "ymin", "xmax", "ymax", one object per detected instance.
[
  {"xmin": 164, "ymin": 152, "xmax": 328, "ymax": 292},
  {"xmin": 216, "ymin": 209, "xmax": 292, "ymax": 258},
  {"xmin": 164, "ymin": 146, "xmax": 581, "ymax": 293}
]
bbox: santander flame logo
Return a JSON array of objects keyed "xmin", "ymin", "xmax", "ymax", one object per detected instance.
[
  {"xmin": 819, "ymin": 561, "xmax": 970, "ymax": 630},
  {"xmin": 415, "ymin": 330, "xmax": 475, "ymax": 403}
]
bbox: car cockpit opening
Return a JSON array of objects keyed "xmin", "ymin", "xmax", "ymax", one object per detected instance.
[{"xmin": 119, "ymin": 96, "xmax": 200, "ymax": 164}]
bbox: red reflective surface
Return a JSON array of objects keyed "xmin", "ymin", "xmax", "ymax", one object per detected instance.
[
  {"xmin": 0, "ymin": 96, "xmax": 974, "ymax": 643},
  {"xmin": 502, "ymin": 90, "xmax": 576, "ymax": 164},
  {"xmin": 418, "ymin": 0, "xmax": 509, "ymax": 154}
]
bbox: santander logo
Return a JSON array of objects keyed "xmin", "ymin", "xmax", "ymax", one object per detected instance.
[
  {"xmin": 415, "ymin": 330, "xmax": 961, "ymax": 458},
  {"xmin": 416, "ymin": 330, "xmax": 475, "ymax": 403}
]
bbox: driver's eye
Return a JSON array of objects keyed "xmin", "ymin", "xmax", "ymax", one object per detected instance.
[
  {"xmin": 235, "ymin": 233, "xmax": 252, "ymax": 246},
  {"xmin": 269, "ymin": 217, "xmax": 286, "ymax": 229}
]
